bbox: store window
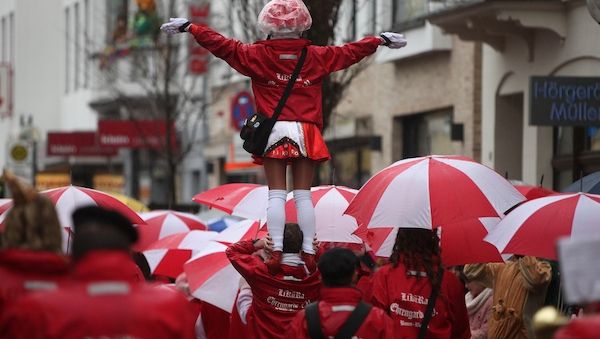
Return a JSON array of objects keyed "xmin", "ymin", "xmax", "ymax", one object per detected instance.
[
  {"xmin": 399, "ymin": 110, "xmax": 453, "ymax": 159},
  {"xmin": 553, "ymin": 126, "xmax": 600, "ymax": 190},
  {"xmin": 392, "ymin": 0, "xmax": 427, "ymax": 29}
]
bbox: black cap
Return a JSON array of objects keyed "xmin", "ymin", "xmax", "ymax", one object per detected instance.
[{"xmin": 72, "ymin": 205, "xmax": 138, "ymax": 244}]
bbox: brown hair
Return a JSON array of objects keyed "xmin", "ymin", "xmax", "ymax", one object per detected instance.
[
  {"xmin": 390, "ymin": 228, "xmax": 442, "ymax": 289},
  {"xmin": 282, "ymin": 223, "xmax": 303, "ymax": 253},
  {"xmin": 1, "ymin": 171, "xmax": 63, "ymax": 253}
]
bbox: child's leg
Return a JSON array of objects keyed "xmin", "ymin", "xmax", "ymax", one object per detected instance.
[
  {"xmin": 292, "ymin": 158, "xmax": 316, "ymax": 254},
  {"xmin": 263, "ymin": 158, "xmax": 288, "ymax": 252}
]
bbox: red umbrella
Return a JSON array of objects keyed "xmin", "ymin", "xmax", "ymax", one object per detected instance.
[
  {"xmin": 485, "ymin": 193, "xmax": 600, "ymax": 260},
  {"xmin": 213, "ymin": 219, "xmax": 267, "ymax": 245},
  {"xmin": 143, "ymin": 230, "xmax": 218, "ymax": 278},
  {"xmin": 193, "ymin": 183, "xmax": 268, "ymax": 220},
  {"xmin": 514, "ymin": 185, "xmax": 556, "ymax": 201},
  {"xmin": 184, "ymin": 242, "xmax": 241, "ymax": 312},
  {"xmin": 354, "ymin": 217, "xmax": 503, "ymax": 265},
  {"xmin": 135, "ymin": 210, "xmax": 207, "ymax": 251},
  {"xmin": 0, "ymin": 199, "xmax": 12, "ymax": 231},
  {"xmin": 345, "ymin": 155, "xmax": 525, "ymax": 230}
]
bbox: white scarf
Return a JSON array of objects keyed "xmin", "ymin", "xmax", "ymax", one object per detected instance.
[{"xmin": 465, "ymin": 288, "xmax": 493, "ymax": 316}]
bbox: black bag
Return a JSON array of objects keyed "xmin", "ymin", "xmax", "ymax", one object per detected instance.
[
  {"xmin": 305, "ymin": 300, "xmax": 372, "ymax": 339},
  {"xmin": 240, "ymin": 47, "xmax": 307, "ymax": 156}
]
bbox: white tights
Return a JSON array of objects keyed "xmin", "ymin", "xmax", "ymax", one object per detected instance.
[{"xmin": 267, "ymin": 189, "xmax": 315, "ymax": 254}]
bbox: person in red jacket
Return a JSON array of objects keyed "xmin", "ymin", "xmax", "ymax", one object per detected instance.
[
  {"xmin": 0, "ymin": 206, "xmax": 196, "ymax": 339},
  {"xmin": 0, "ymin": 171, "xmax": 69, "ymax": 317},
  {"xmin": 371, "ymin": 228, "xmax": 471, "ymax": 339},
  {"xmin": 160, "ymin": 0, "xmax": 407, "ymax": 274},
  {"xmin": 226, "ymin": 223, "xmax": 321, "ymax": 338},
  {"xmin": 288, "ymin": 247, "xmax": 395, "ymax": 338}
]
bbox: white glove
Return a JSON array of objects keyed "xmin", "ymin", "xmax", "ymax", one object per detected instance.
[
  {"xmin": 380, "ymin": 32, "xmax": 407, "ymax": 49},
  {"xmin": 160, "ymin": 17, "xmax": 191, "ymax": 34}
]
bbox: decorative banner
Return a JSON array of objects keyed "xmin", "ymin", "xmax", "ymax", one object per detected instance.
[
  {"xmin": 0, "ymin": 64, "xmax": 12, "ymax": 118},
  {"xmin": 188, "ymin": 2, "xmax": 210, "ymax": 74},
  {"xmin": 530, "ymin": 76, "xmax": 600, "ymax": 126},
  {"xmin": 47, "ymin": 131, "xmax": 118, "ymax": 156},
  {"xmin": 98, "ymin": 120, "xmax": 177, "ymax": 149},
  {"xmin": 231, "ymin": 91, "xmax": 255, "ymax": 131}
]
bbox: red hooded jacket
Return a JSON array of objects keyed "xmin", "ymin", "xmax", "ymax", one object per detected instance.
[
  {"xmin": 188, "ymin": 24, "xmax": 382, "ymax": 129},
  {"xmin": 0, "ymin": 251, "xmax": 196, "ymax": 339},
  {"xmin": 287, "ymin": 287, "xmax": 395, "ymax": 338},
  {"xmin": 0, "ymin": 249, "xmax": 69, "ymax": 316},
  {"xmin": 226, "ymin": 240, "xmax": 321, "ymax": 339},
  {"xmin": 371, "ymin": 263, "xmax": 471, "ymax": 339},
  {"xmin": 554, "ymin": 315, "xmax": 600, "ymax": 339}
]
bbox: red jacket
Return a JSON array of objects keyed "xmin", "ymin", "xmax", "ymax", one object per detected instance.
[
  {"xmin": 200, "ymin": 300, "xmax": 231, "ymax": 339},
  {"xmin": 228, "ymin": 292, "xmax": 248, "ymax": 339},
  {"xmin": 0, "ymin": 249, "xmax": 69, "ymax": 316},
  {"xmin": 554, "ymin": 315, "xmax": 600, "ymax": 339},
  {"xmin": 226, "ymin": 241, "xmax": 321, "ymax": 339},
  {"xmin": 371, "ymin": 264, "xmax": 471, "ymax": 339},
  {"xmin": 188, "ymin": 24, "xmax": 382, "ymax": 129},
  {"xmin": 287, "ymin": 287, "xmax": 395, "ymax": 338},
  {"xmin": 0, "ymin": 251, "xmax": 196, "ymax": 339}
]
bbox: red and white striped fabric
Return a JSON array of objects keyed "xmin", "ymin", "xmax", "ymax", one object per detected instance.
[
  {"xmin": 345, "ymin": 155, "xmax": 525, "ymax": 230},
  {"xmin": 193, "ymin": 183, "xmax": 268, "ymax": 220},
  {"xmin": 0, "ymin": 199, "xmax": 12, "ymax": 231},
  {"xmin": 354, "ymin": 217, "xmax": 503, "ymax": 265},
  {"xmin": 143, "ymin": 230, "xmax": 218, "ymax": 278},
  {"xmin": 213, "ymin": 219, "xmax": 267, "ymax": 245},
  {"xmin": 285, "ymin": 185, "xmax": 362, "ymax": 243},
  {"xmin": 485, "ymin": 193, "xmax": 600, "ymax": 260},
  {"xmin": 135, "ymin": 210, "xmax": 207, "ymax": 251},
  {"xmin": 184, "ymin": 242, "xmax": 241, "ymax": 312}
]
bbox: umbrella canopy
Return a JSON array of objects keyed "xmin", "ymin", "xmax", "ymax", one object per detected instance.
[
  {"xmin": 514, "ymin": 185, "xmax": 556, "ymax": 201},
  {"xmin": 184, "ymin": 242, "xmax": 241, "ymax": 312},
  {"xmin": 562, "ymin": 171, "xmax": 600, "ymax": 194},
  {"xmin": 285, "ymin": 185, "xmax": 362, "ymax": 243},
  {"xmin": 354, "ymin": 218, "xmax": 503, "ymax": 265},
  {"xmin": 193, "ymin": 183, "xmax": 268, "ymax": 220},
  {"xmin": 0, "ymin": 199, "xmax": 12, "ymax": 231},
  {"xmin": 143, "ymin": 230, "xmax": 218, "ymax": 278},
  {"xmin": 485, "ymin": 193, "xmax": 600, "ymax": 260},
  {"xmin": 345, "ymin": 155, "xmax": 525, "ymax": 230},
  {"xmin": 136, "ymin": 210, "xmax": 207, "ymax": 251},
  {"xmin": 213, "ymin": 219, "xmax": 267, "ymax": 245}
]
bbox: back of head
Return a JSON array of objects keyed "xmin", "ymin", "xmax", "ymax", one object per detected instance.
[
  {"xmin": 390, "ymin": 228, "xmax": 442, "ymax": 287},
  {"xmin": 318, "ymin": 248, "xmax": 358, "ymax": 287},
  {"xmin": 71, "ymin": 206, "xmax": 138, "ymax": 261},
  {"xmin": 1, "ymin": 171, "xmax": 62, "ymax": 253},
  {"xmin": 257, "ymin": 0, "xmax": 312, "ymax": 36},
  {"xmin": 282, "ymin": 223, "xmax": 303, "ymax": 253}
]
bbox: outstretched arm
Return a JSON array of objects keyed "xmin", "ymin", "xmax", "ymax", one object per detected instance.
[{"xmin": 161, "ymin": 18, "xmax": 254, "ymax": 76}]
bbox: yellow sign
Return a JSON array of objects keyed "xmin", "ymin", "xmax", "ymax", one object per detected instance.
[
  {"xmin": 10, "ymin": 144, "xmax": 28, "ymax": 162},
  {"xmin": 36, "ymin": 173, "xmax": 71, "ymax": 191},
  {"xmin": 93, "ymin": 174, "xmax": 124, "ymax": 194}
]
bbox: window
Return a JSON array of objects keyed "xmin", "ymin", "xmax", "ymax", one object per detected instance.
[
  {"xmin": 65, "ymin": 7, "xmax": 70, "ymax": 93},
  {"xmin": 9, "ymin": 12, "xmax": 13, "ymax": 64},
  {"xmin": 106, "ymin": 0, "xmax": 128, "ymax": 44},
  {"xmin": 400, "ymin": 110, "xmax": 453, "ymax": 159},
  {"xmin": 1, "ymin": 16, "xmax": 5, "ymax": 62},
  {"xmin": 74, "ymin": 2, "xmax": 80, "ymax": 90},
  {"xmin": 392, "ymin": 0, "xmax": 427, "ymax": 28},
  {"xmin": 370, "ymin": 0, "xmax": 377, "ymax": 34},
  {"xmin": 84, "ymin": 0, "xmax": 89, "ymax": 88}
]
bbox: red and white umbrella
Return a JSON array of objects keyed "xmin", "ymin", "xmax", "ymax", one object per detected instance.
[
  {"xmin": 345, "ymin": 155, "xmax": 525, "ymax": 230},
  {"xmin": 512, "ymin": 182, "xmax": 556, "ymax": 201},
  {"xmin": 143, "ymin": 230, "xmax": 218, "ymax": 278},
  {"xmin": 193, "ymin": 183, "xmax": 268, "ymax": 220},
  {"xmin": 135, "ymin": 210, "xmax": 207, "ymax": 251},
  {"xmin": 184, "ymin": 242, "xmax": 241, "ymax": 312},
  {"xmin": 485, "ymin": 193, "xmax": 600, "ymax": 260},
  {"xmin": 354, "ymin": 217, "xmax": 503, "ymax": 265},
  {"xmin": 285, "ymin": 186, "xmax": 362, "ymax": 243},
  {"xmin": 0, "ymin": 199, "xmax": 12, "ymax": 231},
  {"xmin": 213, "ymin": 219, "xmax": 267, "ymax": 245}
]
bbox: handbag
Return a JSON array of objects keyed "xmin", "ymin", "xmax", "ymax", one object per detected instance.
[{"xmin": 240, "ymin": 47, "xmax": 308, "ymax": 156}]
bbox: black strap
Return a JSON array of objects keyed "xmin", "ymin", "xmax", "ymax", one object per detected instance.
[
  {"xmin": 305, "ymin": 301, "xmax": 372, "ymax": 339},
  {"xmin": 418, "ymin": 268, "xmax": 445, "ymax": 339},
  {"xmin": 271, "ymin": 47, "xmax": 308, "ymax": 122}
]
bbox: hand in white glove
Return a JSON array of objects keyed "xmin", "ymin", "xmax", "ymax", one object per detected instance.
[
  {"xmin": 380, "ymin": 32, "xmax": 407, "ymax": 49},
  {"xmin": 160, "ymin": 17, "xmax": 191, "ymax": 34}
]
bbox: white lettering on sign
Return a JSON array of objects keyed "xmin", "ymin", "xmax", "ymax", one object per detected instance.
[{"xmin": 101, "ymin": 135, "xmax": 130, "ymax": 145}]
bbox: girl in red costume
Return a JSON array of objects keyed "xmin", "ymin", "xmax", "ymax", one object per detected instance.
[{"xmin": 161, "ymin": 0, "xmax": 407, "ymax": 273}]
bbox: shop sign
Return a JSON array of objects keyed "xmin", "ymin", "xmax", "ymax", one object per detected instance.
[
  {"xmin": 231, "ymin": 91, "xmax": 255, "ymax": 131},
  {"xmin": 531, "ymin": 76, "xmax": 600, "ymax": 126},
  {"xmin": 93, "ymin": 174, "xmax": 124, "ymax": 194},
  {"xmin": 47, "ymin": 131, "xmax": 118, "ymax": 156},
  {"xmin": 188, "ymin": 2, "xmax": 210, "ymax": 74},
  {"xmin": 98, "ymin": 120, "xmax": 176, "ymax": 149},
  {"xmin": 36, "ymin": 173, "xmax": 71, "ymax": 191},
  {"xmin": 6, "ymin": 140, "xmax": 33, "ymax": 184}
]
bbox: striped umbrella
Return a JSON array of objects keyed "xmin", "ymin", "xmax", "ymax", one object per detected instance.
[
  {"xmin": 136, "ymin": 210, "xmax": 207, "ymax": 251},
  {"xmin": 193, "ymin": 183, "xmax": 268, "ymax": 220}
]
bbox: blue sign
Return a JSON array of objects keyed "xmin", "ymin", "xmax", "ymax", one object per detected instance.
[
  {"xmin": 530, "ymin": 76, "xmax": 600, "ymax": 126},
  {"xmin": 231, "ymin": 91, "xmax": 255, "ymax": 131}
]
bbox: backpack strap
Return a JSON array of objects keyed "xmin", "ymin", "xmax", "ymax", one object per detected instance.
[
  {"xmin": 305, "ymin": 302, "xmax": 325, "ymax": 339},
  {"xmin": 418, "ymin": 268, "xmax": 445, "ymax": 339},
  {"xmin": 335, "ymin": 301, "xmax": 372, "ymax": 339}
]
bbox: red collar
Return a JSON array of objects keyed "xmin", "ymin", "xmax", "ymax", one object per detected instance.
[
  {"xmin": 72, "ymin": 251, "xmax": 141, "ymax": 283},
  {"xmin": 320, "ymin": 287, "xmax": 362, "ymax": 303},
  {"xmin": 0, "ymin": 249, "xmax": 69, "ymax": 274}
]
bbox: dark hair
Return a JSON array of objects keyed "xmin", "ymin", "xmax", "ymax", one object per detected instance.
[
  {"xmin": 71, "ymin": 206, "xmax": 138, "ymax": 261},
  {"xmin": 390, "ymin": 228, "xmax": 442, "ymax": 289},
  {"xmin": 318, "ymin": 248, "xmax": 358, "ymax": 287},
  {"xmin": 282, "ymin": 223, "xmax": 303, "ymax": 253}
]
